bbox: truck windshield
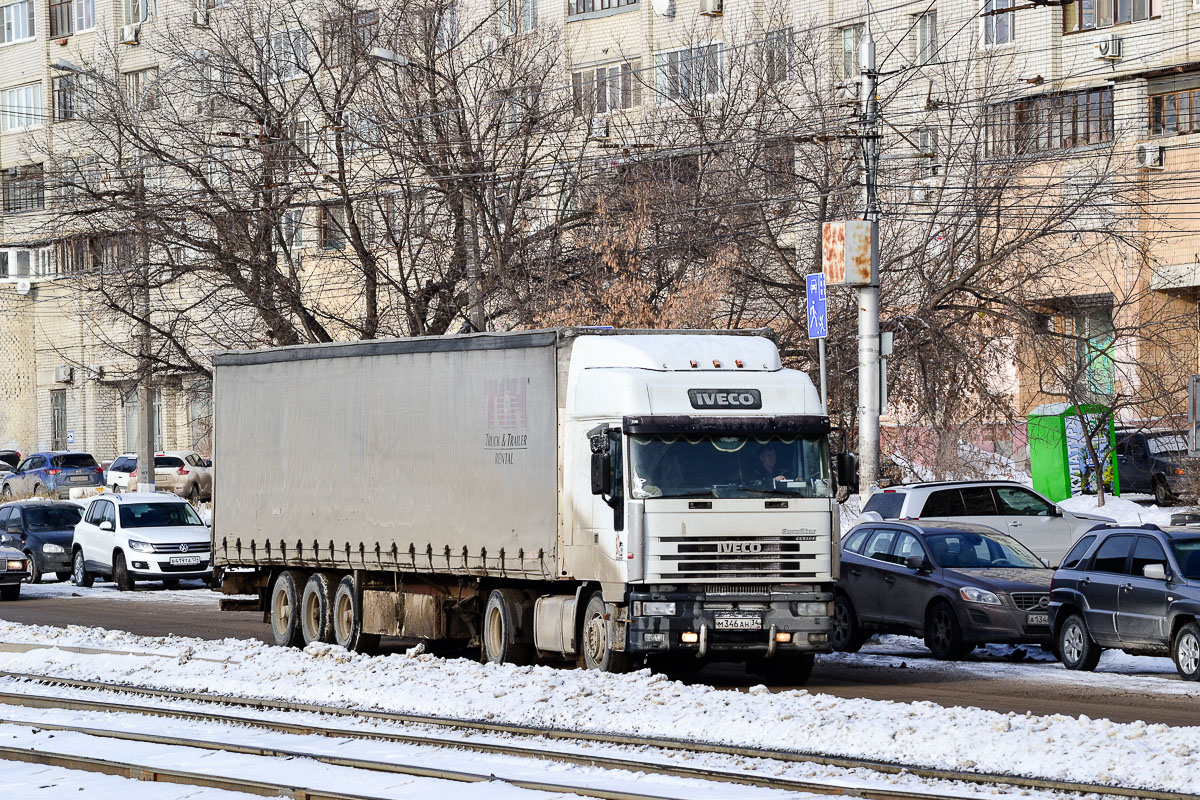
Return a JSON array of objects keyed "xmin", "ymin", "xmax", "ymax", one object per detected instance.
[{"xmin": 629, "ymin": 435, "xmax": 832, "ymax": 499}]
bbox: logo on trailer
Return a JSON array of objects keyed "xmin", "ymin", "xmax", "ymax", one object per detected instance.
[
  {"xmin": 718, "ymin": 541, "xmax": 763, "ymax": 554},
  {"xmin": 688, "ymin": 389, "xmax": 762, "ymax": 410}
]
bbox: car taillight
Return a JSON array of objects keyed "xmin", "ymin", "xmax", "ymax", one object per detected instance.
[
  {"xmin": 177, "ymin": 467, "xmax": 189, "ymax": 475},
  {"xmin": 94, "ymin": 466, "xmax": 103, "ymax": 473},
  {"xmin": 130, "ymin": 469, "xmax": 137, "ymax": 478},
  {"xmin": 45, "ymin": 469, "xmax": 61, "ymax": 475}
]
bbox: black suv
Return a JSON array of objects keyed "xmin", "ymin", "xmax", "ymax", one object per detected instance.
[
  {"xmin": 1114, "ymin": 430, "xmax": 1189, "ymax": 506},
  {"xmin": 1049, "ymin": 524, "xmax": 1200, "ymax": 679}
]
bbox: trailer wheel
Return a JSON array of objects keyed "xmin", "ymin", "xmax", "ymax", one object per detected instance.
[
  {"xmin": 332, "ymin": 574, "xmax": 380, "ymax": 653},
  {"xmin": 269, "ymin": 570, "xmax": 305, "ymax": 648},
  {"xmin": 580, "ymin": 592, "xmax": 630, "ymax": 673},
  {"xmin": 482, "ymin": 588, "xmax": 533, "ymax": 666},
  {"xmin": 301, "ymin": 573, "xmax": 336, "ymax": 645}
]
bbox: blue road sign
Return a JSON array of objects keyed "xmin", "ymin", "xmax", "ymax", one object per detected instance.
[{"xmin": 806, "ymin": 273, "xmax": 827, "ymax": 339}]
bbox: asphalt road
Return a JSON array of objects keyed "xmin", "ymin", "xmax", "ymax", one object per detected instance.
[{"xmin": 2, "ymin": 583, "xmax": 1198, "ymax": 727}]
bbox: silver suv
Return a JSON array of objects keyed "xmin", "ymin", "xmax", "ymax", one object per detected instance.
[{"xmin": 860, "ymin": 481, "xmax": 1113, "ymax": 567}]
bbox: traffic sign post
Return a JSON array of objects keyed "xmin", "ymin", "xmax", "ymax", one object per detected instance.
[{"xmin": 806, "ymin": 274, "xmax": 828, "ymax": 414}]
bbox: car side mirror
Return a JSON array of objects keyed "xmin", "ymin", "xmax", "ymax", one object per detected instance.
[
  {"xmin": 905, "ymin": 554, "xmax": 928, "ymax": 571},
  {"xmin": 99, "ymin": 520, "xmax": 114, "ymax": 532},
  {"xmin": 1144, "ymin": 563, "xmax": 1168, "ymax": 581},
  {"xmin": 1041, "ymin": 557, "xmax": 1050, "ymax": 568}
]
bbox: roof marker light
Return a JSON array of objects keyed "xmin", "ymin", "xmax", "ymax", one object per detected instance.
[
  {"xmin": 735, "ymin": 360, "xmax": 744, "ymax": 368},
  {"xmin": 689, "ymin": 360, "xmax": 698, "ymax": 368},
  {"xmin": 713, "ymin": 360, "xmax": 721, "ymax": 368}
]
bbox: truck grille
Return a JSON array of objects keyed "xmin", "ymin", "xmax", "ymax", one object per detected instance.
[
  {"xmin": 1011, "ymin": 592, "xmax": 1049, "ymax": 611},
  {"xmin": 648, "ymin": 534, "xmax": 827, "ymax": 581},
  {"xmin": 704, "ymin": 584, "xmax": 772, "ymax": 597}
]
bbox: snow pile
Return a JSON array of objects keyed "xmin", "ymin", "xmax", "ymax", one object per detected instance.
[
  {"xmin": 1057, "ymin": 495, "xmax": 1182, "ymax": 527},
  {"xmin": 0, "ymin": 622, "xmax": 1197, "ymax": 793}
]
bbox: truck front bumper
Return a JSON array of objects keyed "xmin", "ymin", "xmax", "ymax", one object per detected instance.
[{"xmin": 626, "ymin": 586, "xmax": 834, "ymax": 657}]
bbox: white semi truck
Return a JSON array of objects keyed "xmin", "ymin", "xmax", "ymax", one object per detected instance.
[{"xmin": 213, "ymin": 328, "xmax": 840, "ymax": 679}]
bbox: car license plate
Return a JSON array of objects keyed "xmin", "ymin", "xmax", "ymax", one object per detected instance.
[
  {"xmin": 1027, "ymin": 613, "xmax": 1049, "ymax": 627},
  {"xmin": 70, "ymin": 475, "xmax": 89, "ymax": 483},
  {"xmin": 169, "ymin": 556, "xmax": 202, "ymax": 567},
  {"xmin": 715, "ymin": 615, "xmax": 762, "ymax": 630}
]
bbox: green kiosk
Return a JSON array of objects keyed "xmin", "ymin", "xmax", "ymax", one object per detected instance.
[{"xmin": 1027, "ymin": 403, "xmax": 1119, "ymax": 503}]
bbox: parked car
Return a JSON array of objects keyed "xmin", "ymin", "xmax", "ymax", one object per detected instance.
[
  {"xmin": 1049, "ymin": 523, "xmax": 1200, "ymax": 679},
  {"xmin": 0, "ymin": 546, "xmax": 28, "ymax": 600},
  {"xmin": 860, "ymin": 481, "xmax": 1113, "ymax": 567},
  {"xmin": 0, "ymin": 500, "xmax": 81, "ymax": 583},
  {"xmin": 72, "ymin": 492, "xmax": 212, "ymax": 590},
  {"xmin": 0, "ymin": 451, "xmax": 20, "ymax": 471},
  {"xmin": 832, "ymin": 520, "xmax": 1056, "ymax": 659},
  {"xmin": 1115, "ymin": 429, "xmax": 1190, "ymax": 506},
  {"xmin": 106, "ymin": 452, "xmax": 213, "ymax": 501},
  {"xmin": 0, "ymin": 452, "xmax": 104, "ymax": 499}
]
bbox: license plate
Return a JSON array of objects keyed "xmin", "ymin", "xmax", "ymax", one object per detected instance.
[
  {"xmin": 1027, "ymin": 613, "xmax": 1049, "ymax": 627},
  {"xmin": 169, "ymin": 556, "xmax": 202, "ymax": 567},
  {"xmin": 715, "ymin": 615, "xmax": 762, "ymax": 630},
  {"xmin": 70, "ymin": 476, "xmax": 89, "ymax": 483}
]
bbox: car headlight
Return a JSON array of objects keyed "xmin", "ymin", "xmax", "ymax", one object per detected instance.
[
  {"xmin": 959, "ymin": 586, "xmax": 1002, "ymax": 605},
  {"xmin": 126, "ymin": 540, "xmax": 154, "ymax": 553},
  {"xmin": 636, "ymin": 601, "xmax": 678, "ymax": 616},
  {"xmin": 6, "ymin": 560, "xmax": 25, "ymax": 572},
  {"xmin": 41, "ymin": 543, "xmax": 65, "ymax": 554}
]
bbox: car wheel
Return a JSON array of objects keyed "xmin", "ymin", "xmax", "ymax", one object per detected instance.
[
  {"xmin": 112, "ymin": 551, "xmax": 135, "ymax": 592},
  {"xmin": 0, "ymin": 585, "xmax": 19, "ymax": 601},
  {"xmin": 831, "ymin": 594, "xmax": 867, "ymax": 653},
  {"xmin": 1, "ymin": 486, "xmax": 10, "ymax": 498},
  {"xmin": 188, "ymin": 484, "xmax": 200, "ymax": 503},
  {"xmin": 1057, "ymin": 613, "xmax": 1101, "ymax": 671},
  {"xmin": 925, "ymin": 601, "xmax": 970, "ymax": 660},
  {"xmin": 30, "ymin": 484, "xmax": 41, "ymax": 497},
  {"xmin": 23, "ymin": 552, "xmax": 40, "ymax": 584},
  {"xmin": 1173, "ymin": 622, "xmax": 1200, "ymax": 680},
  {"xmin": 1154, "ymin": 477, "xmax": 1174, "ymax": 507},
  {"xmin": 579, "ymin": 592, "xmax": 631, "ymax": 673},
  {"xmin": 71, "ymin": 549, "xmax": 94, "ymax": 588}
]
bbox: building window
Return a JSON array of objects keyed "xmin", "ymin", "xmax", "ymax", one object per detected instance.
[
  {"xmin": 837, "ymin": 24, "xmax": 863, "ymax": 79},
  {"xmin": 1071, "ymin": 308, "xmax": 1115, "ymax": 396},
  {"xmin": 572, "ymin": 61, "xmax": 640, "ymax": 116},
  {"xmin": 50, "ymin": 390, "xmax": 67, "ymax": 451},
  {"xmin": 764, "ymin": 27, "xmax": 794, "ymax": 85},
  {"xmin": 981, "ymin": 0, "xmax": 1013, "ymax": 46},
  {"xmin": 917, "ymin": 127, "xmax": 939, "ymax": 176},
  {"xmin": 48, "ymin": 0, "xmax": 89, "ymax": 36},
  {"xmin": 53, "ymin": 75, "xmax": 80, "ymax": 120},
  {"xmin": 763, "ymin": 138, "xmax": 795, "ymax": 194},
  {"xmin": 124, "ymin": 388, "xmax": 163, "ymax": 453},
  {"xmin": 322, "ymin": 9, "xmax": 377, "ymax": 65},
  {"xmin": 915, "ymin": 11, "xmax": 937, "ymax": 64},
  {"xmin": 259, "ymin": 29, "xmax": 308, "ymax": 81},
  {"xmin": 124, "ymin": 68, "xmax": 158, "ymax": 111},
  {"xmin": 280, "ymin": 207, "xmax": 305, "ymax": 254},
  {"xmin": 1, "ymin": 164, "xmax": 44, "ymax": 213},
  {"xmin": 123, "ymin": 0, "xmax": 150, "ymax": 24},
  {"xmin": 1063, "ymin": 0, "xmax": 1158, "ymax": 32},
  {"xmin": 435, "ymin": 3, "xmax": 457, "ymax": 51},
  {"xmin": 1, "ymin": 83, "xmax": 41, "ymax": 132},
  {"xmin": 1, "ymin": 0, "xmax": 33, "ymax": 42},
  {"xmin": 570, "ymin": 0, "xmax": 633, "ymax": 15},
  {"xmin": 1149, "ymin": 88, "xmax": 1200, "ymax": 135},
  {"xmin": 499, "ymin": 0, "xmax": 535, "ymax": 34},
  {"xmin": 318, "ymin": 204, "xmax": 346, "ymax": 249},
  {"xmin": 985, "ymin": 87, "xmax": 1112, "ymax": 155},
  {"xmin": 654, "ymin": 44, "xmax": 723, "ymax": 101}
]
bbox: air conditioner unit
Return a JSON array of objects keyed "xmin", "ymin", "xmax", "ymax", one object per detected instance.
[
  {"xmin": 54, "ymin": 365, "xmax": 74, "ymax": 384},
  {"xmin": 698, "ymin": 0, "xmax": 722, "ymax": 15},
  {"xmin": 1136, "ymin": 142, "xmax": 1165, "ymax": 169},
  {"xmin": 119, "ymin": 24, "xmax": 139, "ymax": 44},
  {"xmin": 14, "ymin": 280, "xmax": 31, "ymax": 296},
  {"xmin": 589, "ymin": 116, "xmax": 611, "ymax": 140},
  {"xmin": 193, "ymin": 9, "xmax": 208, "ymax": 26},
  {"xmin": 1094, "ymin": 35, "xmax": 1122, "ymax": 60}
]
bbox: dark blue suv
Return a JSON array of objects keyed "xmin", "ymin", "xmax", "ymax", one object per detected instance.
[
  {"xmin": 1049, "ymin": 524, "xmax": 1200, "ymax": 679},
  {"xmin": 0, "ymin": 452, "xmax": 103, "ymax": 499}
]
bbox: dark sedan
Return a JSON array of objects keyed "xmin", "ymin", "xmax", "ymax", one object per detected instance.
[
  {"xmin": 832, "ymin": 520, "xmax": 1055, "ymax": 659},
  {"xmin": 1050, "ymin": 524, "xmax": 1200, "ymax": 679},
  {"xmin": 0, "ymin": 500, "xmax": 81, "ymax": 583}
]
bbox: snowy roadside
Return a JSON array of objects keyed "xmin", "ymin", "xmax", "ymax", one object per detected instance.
[{"xmin": 0, "ymin": 621, "xmax": 1195, "ymax": 794}]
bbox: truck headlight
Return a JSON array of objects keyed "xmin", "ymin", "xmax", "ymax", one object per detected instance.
[
  {"xmin": 959, "ymin": 587, "xmax": 1001, "ymax": 605},
  {"xmin": 42, "ymin": 543, "xmax": 65, "ymax": 554},
  {"xmin": 635, "ymin": 601, "xmax": 677, "ymax": 616},
  {"xmin": 797, "ymin": 602, "xmax": 833, "ymax": 616},
  {"xmin": 127, "ymin": 540, "xmax": 154, "ymax": 553}
]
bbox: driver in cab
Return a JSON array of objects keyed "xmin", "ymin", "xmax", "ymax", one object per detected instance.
[{"xmin": 745, "ymin": 445, "xmax": 791, "ymax": 488}]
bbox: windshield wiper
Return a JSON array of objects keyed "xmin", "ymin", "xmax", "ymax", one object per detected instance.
[{"xmin": 661, "ymin": 490, "xmax": 718, "ymax": 499}]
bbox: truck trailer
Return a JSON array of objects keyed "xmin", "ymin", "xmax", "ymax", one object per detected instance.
[{"xmin": 213, "ymin": 328, "xmax": 839, "ymax": 678}]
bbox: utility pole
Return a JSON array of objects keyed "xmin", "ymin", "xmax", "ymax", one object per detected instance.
[
  {"xmin": 463, "ymin": 189, "xmax": 485, "ymax": 332},
  {"xmin": 857, "ymin": 25, "xmax": 882, "ymax": 497},
  {"xmin": 137, "ymin": 216, "xmax": 156, "ymax": 494}
]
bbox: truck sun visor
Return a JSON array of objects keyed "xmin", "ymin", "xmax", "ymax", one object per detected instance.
[{"xmin": 622, "ymin": 415, "xmax": 830, "ymax": 436}]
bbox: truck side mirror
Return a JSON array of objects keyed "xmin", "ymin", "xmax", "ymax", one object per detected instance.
[
  {"xmin": 835, "ymin": 452, "xmax": 858, "ymax": 489},
  {"xmin": 590, "ymin": 452, "xmax": 611, "ymax": 496}
]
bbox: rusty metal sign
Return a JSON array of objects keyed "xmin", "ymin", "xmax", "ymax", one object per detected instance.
[{"xmin": 822, "ymin": 220, "xmax": 873, "ymax": 286}]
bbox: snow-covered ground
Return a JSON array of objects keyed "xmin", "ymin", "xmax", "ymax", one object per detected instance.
[
  {"xmin": 19, "ymin": 577, "xmax": 225, "ymax": 604},
  {"xmin": 0, "ymin": 621, "xmax": 1194, "ymax": 794}
]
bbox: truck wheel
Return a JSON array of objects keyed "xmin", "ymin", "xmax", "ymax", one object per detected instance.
[
  {"xmin": 579, "ymin": 592, "xmax": 630, "ymax": 673},
  {"xmin": 483, "ymin": 588, "xmax": 533, "ymax": 666},
  {"xmin": 71, "ymin": 549, "xmax": 93, "ymax": 588},
  {"xmin": 301, "ymin": 573, "xmax": 335, "ymax": 645},
  {"xmin": 270, "ymin": 570, "xmax": 305, "ymax": 648},
  {"xmin": 332, "ymin": 575, "xmax": 379, "ymax": 653}
]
